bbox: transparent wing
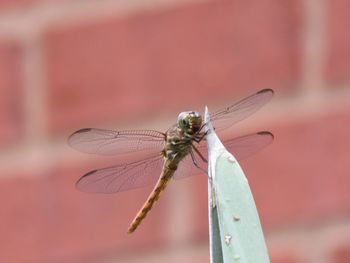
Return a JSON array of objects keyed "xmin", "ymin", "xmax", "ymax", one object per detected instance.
[
  {"xmin": 68, "ymin": 128, "xmax": 165, "ymax": 155},
  {"xmin": 209, "ymin": 89, "xmax": 274, "ymax": 131},
  {"xmin": 76, "ymin": 154, "xmax": 164, "ymax": 193},
  {"xmin": 173, "ymin": 131, "xmax": 274, "ymax": 180}
]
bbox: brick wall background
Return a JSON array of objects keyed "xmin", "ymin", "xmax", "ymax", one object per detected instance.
[{"xmin": 0, "ymin": 0, "xmax": 349, "ymax": 262}]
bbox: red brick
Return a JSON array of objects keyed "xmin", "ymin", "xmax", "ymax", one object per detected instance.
[
  {"xmin": 270, "ymin": 249, "xmax": 301, "ymax": 263},
  {"xmin": 0, "ymin": 160, "xmax": 169, "ymax": 263},
  {"xmin": 326, "ymin": 0, "xmax": 350, "ymax": 84},
  {"xmin": 0, "ymin": 42, "xmax": 23, "ymax": 146},
  {"xmin": 245, "ymin": 107, "xmax": 350, "ymax": 229},
  {"xmin": 332, "ymin": 244, "xmax": 350, "ymax": 263},
  {"xmin": 184, "ymin": 175, "xmax": 209, "ymax": 241},
  {"xmin": 44, "ymin": 0, "xmax": 299, "ymax": 135},
  {"xmin": 0, "ymin": 0, "xmax": 37, "ymax": 10}
]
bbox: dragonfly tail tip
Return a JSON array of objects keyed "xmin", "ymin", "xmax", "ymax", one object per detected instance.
[
  {"xmin": 258, "ymin": 88, "xmax": 274, "ymax": 95},
  {"xmin": 127, "ymin": 228, "xmax": 135, "ymax": 234}
]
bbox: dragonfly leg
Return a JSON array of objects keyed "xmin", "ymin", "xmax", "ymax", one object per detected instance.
[
  {"xmin": 197, "ymin": 123, "xmax": 207, "ymax": 133},
  {"xmin": 190, "ymin": 150, "xmax": 207, "ymax": 174},
  {"xmin": 193, "ymin": 130, "xmax": 209, "ymax": 143},
  {"xmin": 192, "ymin": 144, "xmax": 208, "ymax": 163},
  {"xmin": 197, "ymin": 121, "xmax": 216, "ymax": 134}
]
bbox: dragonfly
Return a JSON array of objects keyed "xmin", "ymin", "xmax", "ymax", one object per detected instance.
[{"xmin": 68, "ymin": 88, "xmax": 274, "ymax": 233}]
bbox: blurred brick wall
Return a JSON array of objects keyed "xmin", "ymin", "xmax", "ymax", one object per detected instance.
[{"xmin": 0, "ymin": 0, "xmax": 350, "ymax": 263}]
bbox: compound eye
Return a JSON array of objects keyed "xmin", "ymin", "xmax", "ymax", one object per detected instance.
[{"xmin": 179, "ymin": 118, "xmax": 188, "ymax": 128}]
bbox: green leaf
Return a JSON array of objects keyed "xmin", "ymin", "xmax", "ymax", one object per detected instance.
[{"xmin": 205, "ymin": 107, "xmax": 270, "ymax": 263}]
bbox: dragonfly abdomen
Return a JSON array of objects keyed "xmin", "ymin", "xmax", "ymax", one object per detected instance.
[
  {"xmin": 128, "ymin": 128, "xmax": 193, "ymax": 233},
  {"xmin": 127, "ymin": 162, "xmax": 176, "ymax": 233}
]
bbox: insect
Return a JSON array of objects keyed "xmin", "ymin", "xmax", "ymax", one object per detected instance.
[{"xmin": 68, "ymin": 89, "xmax": 274, "ymax": 233}]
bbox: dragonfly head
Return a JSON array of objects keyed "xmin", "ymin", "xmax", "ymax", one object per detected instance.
[{"xmin": 177, "ymin": 111, "xmax": 202, "ymax": 135}]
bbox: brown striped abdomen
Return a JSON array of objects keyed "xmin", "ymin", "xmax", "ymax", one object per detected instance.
[{"xmin": 127, "ymin": 165, "xmax": 175, "ymax": 233}]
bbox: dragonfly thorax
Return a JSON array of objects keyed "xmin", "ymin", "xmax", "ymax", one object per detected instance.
[{"xmin": 177, "ymin": 111, "xmax": 202, "ymax": 136}]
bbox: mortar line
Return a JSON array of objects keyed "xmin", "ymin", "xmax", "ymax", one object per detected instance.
[
  {"xmin": 299, "ymin": 0, "xmax": 327, "ymax": 98},
  {"xmin": 22, "ymin": 33, "xmax": 48, "ymax": 143}
]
